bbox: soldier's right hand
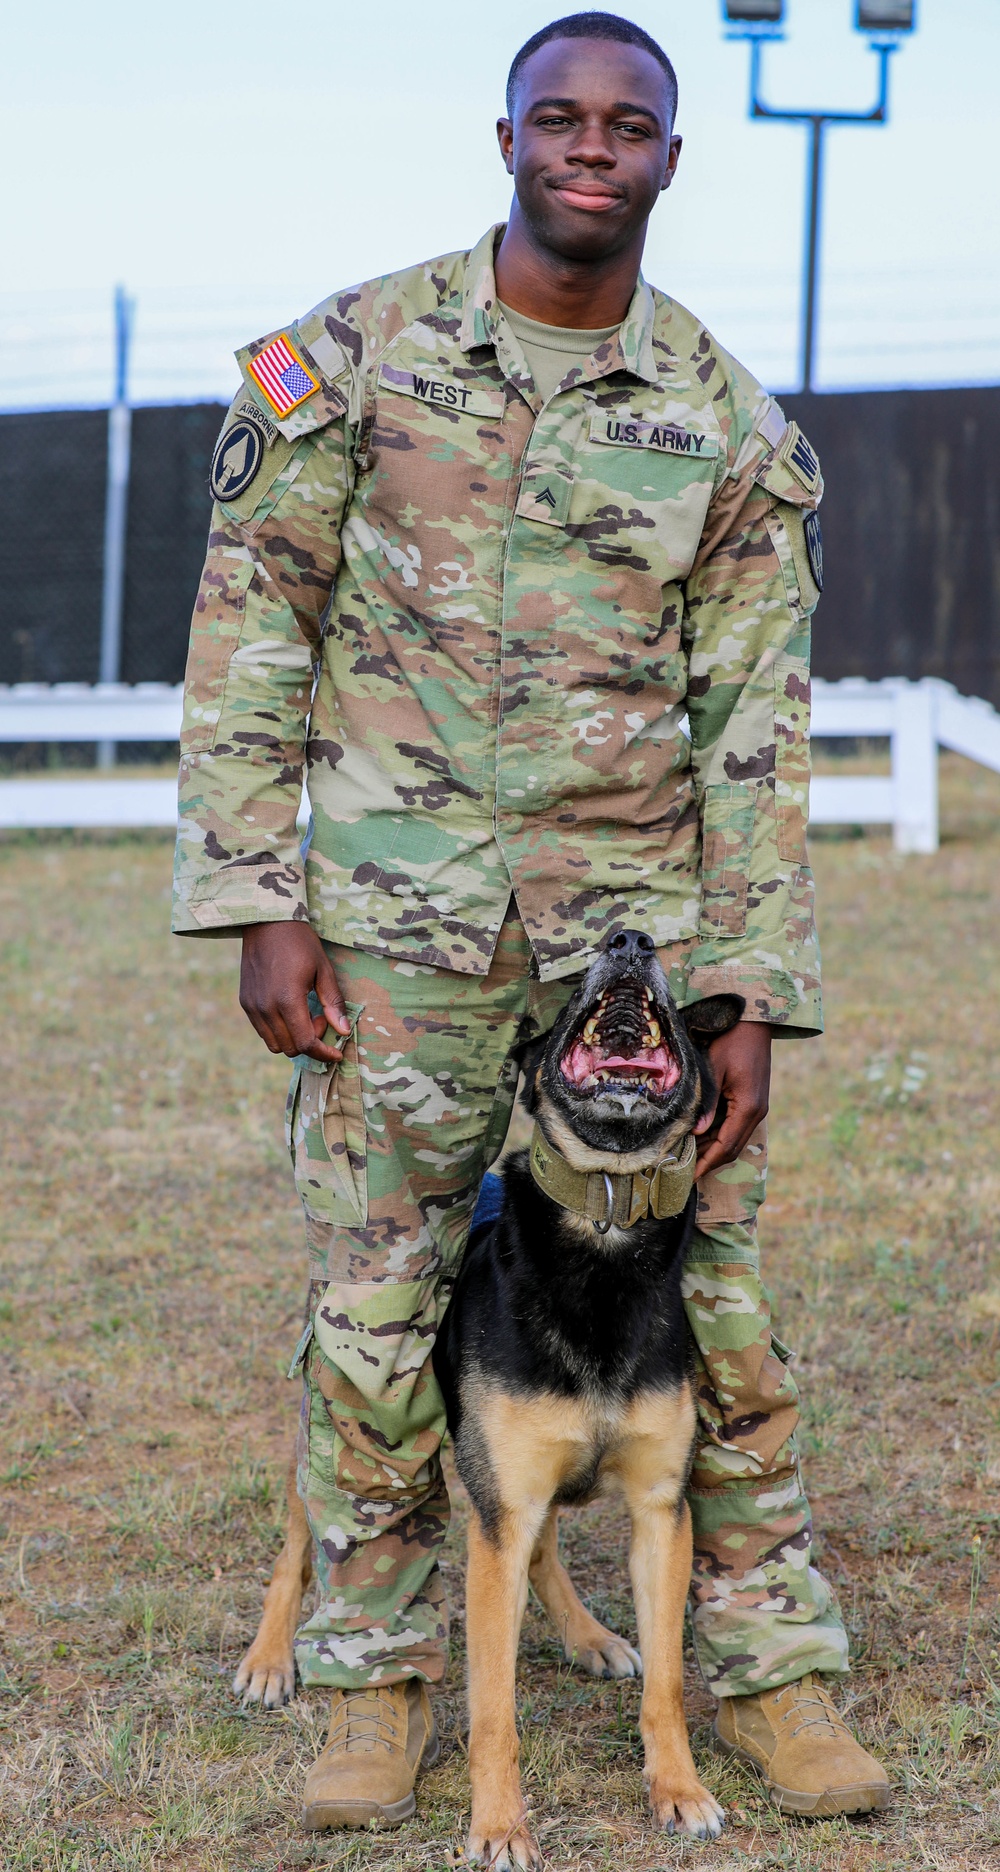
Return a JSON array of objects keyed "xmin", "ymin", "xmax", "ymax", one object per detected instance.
[{"xmin": 239, "ymin": 922, "xmax": 352, "ymax": 1063}]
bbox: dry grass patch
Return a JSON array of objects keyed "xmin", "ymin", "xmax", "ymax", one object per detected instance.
[{"xmin": 1, "ymin": 752, "xmax": 999, "ymax": 1870}]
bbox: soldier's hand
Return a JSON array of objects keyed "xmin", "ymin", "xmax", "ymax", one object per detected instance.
[
  {"xmin": 693, "ymin": 1021, "xmax": 772, "ymax": 1181},
  {"xmin": 239, "ymin": 923, "xmax": 352, "ymax": 1063}
]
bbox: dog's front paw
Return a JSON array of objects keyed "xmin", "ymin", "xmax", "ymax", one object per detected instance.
[
  {"xmin": 466, "ymin": 1817, "xmax": 543, "ymax": 1870},
  {"xmin": 648, "ymin": 1778, "xmax": 725, "ymax": 1841},
  {"xmin": 232, "ymin": 1641, "xmax": 295, "ymax": 1708},
  {"xmin": 569, "ymin": 1628, "xmax": 642, "ymax": 1680}
]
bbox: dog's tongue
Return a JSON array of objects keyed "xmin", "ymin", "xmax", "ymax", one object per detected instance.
[
  {"xmin": 561, "ymin": 1042, "xmax": 680, "ymax": 1092},
  {"xmin": 601, "ymin": 1048, "xmax": 680, "ymax": 1090}
]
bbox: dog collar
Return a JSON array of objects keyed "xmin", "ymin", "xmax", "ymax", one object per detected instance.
[{"xmin": 528, "ymin": 1125, "xmax": 697, "ymax": 1232}]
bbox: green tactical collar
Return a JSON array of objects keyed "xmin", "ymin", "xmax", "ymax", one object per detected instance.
[{"xmin": 528, "ymin": 1124, "xmax": 697, "ymax": 1233}]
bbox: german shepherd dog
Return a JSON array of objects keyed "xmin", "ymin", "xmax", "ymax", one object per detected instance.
[{"xmin": 234, "ymin": 929, "xmax": 742, "ymax": 1865}]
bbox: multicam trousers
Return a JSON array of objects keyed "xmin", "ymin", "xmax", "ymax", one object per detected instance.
[{"xmin": 286, "ymin": 914, "xmax": 849, "ymax": 1698}]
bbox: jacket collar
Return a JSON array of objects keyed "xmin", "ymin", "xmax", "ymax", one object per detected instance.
[{"xmin": 459, "ymin": 223, "xmax": 660, "ymax": 390}]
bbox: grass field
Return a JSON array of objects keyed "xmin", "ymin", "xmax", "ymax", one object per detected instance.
[{"xmin": 1, "ymin": 752, "xmax": 998, "ymax": 1872}]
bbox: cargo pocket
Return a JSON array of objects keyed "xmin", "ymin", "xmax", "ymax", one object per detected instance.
[
  {"xmin": 287, "ymin": 1318, "xmax": 314, "ymax": 1379},
  {"xmin": 770, "ymin": 1332, "xmax": 796, "ymax": 1365},
  {"xmin": 698, "ymin": 783, "xmax": 756, "ymax": 937},
  {"xmin": 285, "ymin": 1000, "xmax": 368, "ymax": 1226},
  {"xmin": 312, "ymin": 1276, "xmax": 445, "ymax": 1406}
]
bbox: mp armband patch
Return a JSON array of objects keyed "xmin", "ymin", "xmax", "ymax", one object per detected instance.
[{"xmin": 778, "ymin": 422, "xmax": 821, "ymax": 496}]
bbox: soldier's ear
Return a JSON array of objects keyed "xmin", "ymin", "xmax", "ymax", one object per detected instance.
[{"xmin": 681, "ymin": 995, "xmax": 745, "ymax": 1043}]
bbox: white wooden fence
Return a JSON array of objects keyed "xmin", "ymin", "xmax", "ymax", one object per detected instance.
[{"xmin": 1, "ymin": 677, "xmax": 998, "ymax": 851}]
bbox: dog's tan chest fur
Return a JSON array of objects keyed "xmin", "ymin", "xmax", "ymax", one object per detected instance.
[{"xmin": 475, "ymin": 1381, "xmax": 696, "ymax": 1519}]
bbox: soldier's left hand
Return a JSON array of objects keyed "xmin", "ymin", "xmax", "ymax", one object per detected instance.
[{"xmin": 693, "ymin": 1022, "xmax": 772, "ymax": 1180}]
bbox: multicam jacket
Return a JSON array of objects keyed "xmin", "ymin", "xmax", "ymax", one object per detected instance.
[{"xmin": 174, "ymin": 225, "xmax": 824, "ymax": 1028}]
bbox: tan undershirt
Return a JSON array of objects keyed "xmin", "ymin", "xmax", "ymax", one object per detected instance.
[{"xmin": 498, "ymin": 301, "xmax": 622, "ymax": 404}]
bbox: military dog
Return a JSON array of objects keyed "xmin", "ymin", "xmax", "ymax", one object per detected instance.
[{"xmin": 234, "ymin": 928, "xmax": 741, "ymax": 1865}]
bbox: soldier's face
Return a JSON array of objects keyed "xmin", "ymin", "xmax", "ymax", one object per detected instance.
[{"xmin": 497, "ymin": 39, "xmax": 681, "ymax": 264}]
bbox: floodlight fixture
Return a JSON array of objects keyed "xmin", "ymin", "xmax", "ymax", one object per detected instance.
[
  {"xmin": 856, "ymin": 1, "xmax": 915, "ymax": 31},
  {"xmin": 725, "ymin": 1, "xmax": 916, "ymax": 391},
  {"xmin": 723, "ymin": 0, "xmax": 784, "ymax": 20}
]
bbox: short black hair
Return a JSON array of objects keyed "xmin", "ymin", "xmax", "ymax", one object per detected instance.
[{"xmin": 506, "ymin": 12, "xmax": 678, "ymax": 122}]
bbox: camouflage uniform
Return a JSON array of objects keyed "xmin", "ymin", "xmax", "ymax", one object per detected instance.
[{"xmin": 174, "ymin": 226, "xmax": 847, "ymax": 1695}]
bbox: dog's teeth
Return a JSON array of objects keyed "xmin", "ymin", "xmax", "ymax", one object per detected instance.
[
  {"xmin": 647, "ymin": 1021, "xmax": 661, "ymax": 1046},
  {"xmin": 583, "ymin": 1018, "xmax": 598, "ymax": 1043}
]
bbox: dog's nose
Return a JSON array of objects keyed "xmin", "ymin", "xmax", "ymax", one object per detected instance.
[{"xmin": 607, "ymin": 929, "xmax": 655, "ymax": 957}]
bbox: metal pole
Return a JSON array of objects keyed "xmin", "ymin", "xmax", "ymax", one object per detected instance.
[
  {"xmin": 801, "ymin": 117, "xmax": 825, "ymax": 394},
  {"xmin": 97, "ymin": 286, "xmax": 133, "ymax": 770},
  {"xmin": 740, "ymin": 34, "xmax": 905, "ymax": 397}
]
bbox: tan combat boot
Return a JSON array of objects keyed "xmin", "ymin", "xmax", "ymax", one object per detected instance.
[
  {"xmin": 302, "ymin": 1680, "xmax": 439, "ymax": 1830},
  {"xmin": 713, "ymin": 1674, "xmax": 890, "ymax": 1817}
]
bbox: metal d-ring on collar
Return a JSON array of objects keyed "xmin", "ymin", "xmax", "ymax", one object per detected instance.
[
  {"xmin": 528, "ymin": 1125, "xmax": 697, "ymax": 1230},
  {"xmin": 593, "ymin": 1173, "xmax": 615, "ymax": 1235}
]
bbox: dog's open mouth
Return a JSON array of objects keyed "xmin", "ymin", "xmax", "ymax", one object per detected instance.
[{"xmin": 560, "ymin": 980, "xmax": 680, "ymax": 1100}]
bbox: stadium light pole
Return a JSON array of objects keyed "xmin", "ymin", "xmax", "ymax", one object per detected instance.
[
  {"xmin": 97, "ymin": 284, "xmax": 135, "ymax": 770},
  {"xmin": 722, "ymin": 2, "xmax": 917, "ymax": 393}
]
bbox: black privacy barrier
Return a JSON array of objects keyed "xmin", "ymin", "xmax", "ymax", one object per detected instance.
[
  {"xmin": 783, "ymin": 387, "xmax": 1000, "ymax": 708},
  {"xmin": 0, "ymin": 388, "xmax": 998, "ymax": 707},
  {"xmin": 0, "ymin": 402, "xmax": 226, "ymax": 688}
]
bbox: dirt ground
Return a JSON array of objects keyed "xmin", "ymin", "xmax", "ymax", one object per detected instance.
[{"xmin": 1, "ymin": 751, "xmax": 998, "ymax": 1872}]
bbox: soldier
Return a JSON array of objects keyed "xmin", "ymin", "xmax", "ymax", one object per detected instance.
[{"xmin": 174, "ymin": 9, "xmax": 889, "ymax": 1842}]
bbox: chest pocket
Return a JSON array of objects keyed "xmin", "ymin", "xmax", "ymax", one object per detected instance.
[
  {"xmin": 568, "ymin": 407, "xmax": 720, "ymax": 583},
  {"xmin": 372, "ymin": 363, "xmax": 506, "ymax": 457}
]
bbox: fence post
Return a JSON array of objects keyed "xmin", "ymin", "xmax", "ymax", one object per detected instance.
[
  {"xmin": 97, "ymin": 287, "xmax": 134, "ymax": 769},
  {"xmin": 891, "ymin": 680, "xmax": 938, "ymax": 853}
]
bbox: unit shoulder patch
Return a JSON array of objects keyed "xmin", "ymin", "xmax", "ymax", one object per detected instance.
[
  {"xmin": 210, "ymin": 419, "xmax": 265, "ymax": 503},
  {"xmin": 589, "ymin": 410, "xmax": 720, "ymax": 459}
]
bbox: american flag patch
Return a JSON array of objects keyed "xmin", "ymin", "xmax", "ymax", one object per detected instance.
[{"xmin": 246, "ymin": 334, "xmax": 319, "ymax": 418}]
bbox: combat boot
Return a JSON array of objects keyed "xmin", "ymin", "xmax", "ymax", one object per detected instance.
[
  {"xmin": 303, "ymin": 1679, "xmax": 439, "ymax": 1830},
  {"xmin": 713, "ymin": 1673, "xmax": 889, "ymax": 1817}
]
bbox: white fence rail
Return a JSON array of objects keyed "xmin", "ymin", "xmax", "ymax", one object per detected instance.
[{"xmin": 1, "ymin": 678, "xmax": 998, "ymax": 851}]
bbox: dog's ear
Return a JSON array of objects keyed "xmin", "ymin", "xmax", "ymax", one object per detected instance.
[
  {"xmin": 681, "ymin": 994, "xmax": 746, "ymax": 1043},
  {"xmin": 508, "ymin": 1028, "xmax": 554, "ymax": 1114}
]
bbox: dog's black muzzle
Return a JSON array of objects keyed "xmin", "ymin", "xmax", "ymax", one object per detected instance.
[{"xmin": 537, "ymin": 930, "xmax": 703, "ymax": 1155}]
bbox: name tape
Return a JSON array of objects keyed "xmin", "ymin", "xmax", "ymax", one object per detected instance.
[{"xmin": 379, "ymin": 365, "xmax": 504, "ymax": 420}]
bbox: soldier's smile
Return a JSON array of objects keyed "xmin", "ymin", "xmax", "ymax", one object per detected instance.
[{"xmin": 548, "ymin": 178, "xmax": 628, "ymax": 214}]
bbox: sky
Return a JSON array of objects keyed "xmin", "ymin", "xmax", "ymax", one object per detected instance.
[{"xmin": 2, "ymin": 0, "xmax": 998, "ymax": 408}]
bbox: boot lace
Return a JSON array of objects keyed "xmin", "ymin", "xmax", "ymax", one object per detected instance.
[
  {"xmin": 326, "ymin": 1685, "xmax": 406, "ymax": 1754},
  {"xmin": 772, "ymin": 1675, "xmax": 852, "ymax": 1743}
]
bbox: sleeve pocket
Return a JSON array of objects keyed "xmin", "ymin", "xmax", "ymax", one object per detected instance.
[
  {"xmin": 774, "ymin": 648, "xmax": 811, "ymax": 864},
  {"xmin": 180, "ymin": 551, "xmax": 257, "ymax": 756},
  {"xmin": 698, "ymin": 783, "xmax": 756, "ymax": 938}
]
